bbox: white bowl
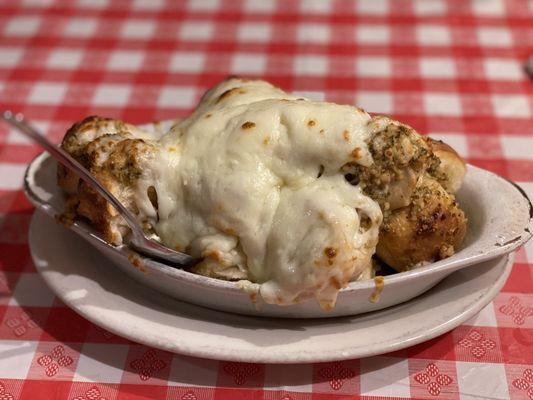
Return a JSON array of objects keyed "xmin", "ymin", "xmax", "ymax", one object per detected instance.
[{"xmin": 24, "ymin": 147, "xmax": 532, "ymax": 318}]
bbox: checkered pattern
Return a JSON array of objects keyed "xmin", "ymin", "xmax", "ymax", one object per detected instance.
[{"xmin": 0, "ymin": 0, "xmax": 532, "ymax": 398}]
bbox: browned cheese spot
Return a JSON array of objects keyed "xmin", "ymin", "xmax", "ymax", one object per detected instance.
[
  {"xmin": 248, "ymin": 291, "xmax": 258, "ymax": 304},
  {"xmin": 343, "ymin": 130, "xmax": 350, "ymax": 141},
  {"xmin": 307, "ymin": 119, "xmax": 317, "ymax": 127},
  {"xmin": 263, "ymin": 137, "xmax": 270, "ymax": 146},
  {"xmin": 217, "ymin": 87, "xmax": 243, "ymax": 103},
  {"xmin": 203, "ymin": 250, "xmax": 223, "ymax": 262},
  {"xmin": 324, "ymin": 246, "xmax": 338, "ymax": 265},
  {"xmin": 329, "ymin": 277, "xmax": 342, "ymax": 290},
  {"xmin": 205, "ymin": 113, "xmax": 212, "ymax": 119},
  {"xmin": 351, "ymin": 147, "xmax": 362, "ymax": 160},
  {"xmin": 241, "ymin": 121, "xmax": 256, "ymax": 130},
  {"xmin": 128, "ymin": 253, "xmax": 147, "ymax": 273},
  {"xmin": 369, "ymin": 275, "xmax": 384, "ymax": 303},
  {"xmin": 319, "ymin": 129, "xmax": 325, "ymax": 134},
  {"xmin": 324, "ymin": 247, "xmax": 337, "ymax": 258}
]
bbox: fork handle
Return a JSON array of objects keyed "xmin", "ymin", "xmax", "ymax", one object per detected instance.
[{"xmin": 1, "ymin": 110, "xmax": 145, "ymax": 239}]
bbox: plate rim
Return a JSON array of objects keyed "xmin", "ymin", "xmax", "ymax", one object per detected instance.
[{"xmin": 29, "ymin": 210, "xmax": 514, "ymax": 363}]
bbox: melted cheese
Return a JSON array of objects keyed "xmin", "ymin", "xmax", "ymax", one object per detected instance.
[{"xmin": 133, "ymin": 78, "xmax": 382, "ymax": 309}]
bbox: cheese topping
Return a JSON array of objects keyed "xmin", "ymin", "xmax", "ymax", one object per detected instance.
[{"xmin": 133, "ymin": 78, "xmax": 382, "ymax": 309}]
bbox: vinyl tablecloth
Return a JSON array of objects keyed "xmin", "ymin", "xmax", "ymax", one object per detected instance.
[{"xmin": 0, "ymin": 0, "xmax": 532, "ymax": 399}]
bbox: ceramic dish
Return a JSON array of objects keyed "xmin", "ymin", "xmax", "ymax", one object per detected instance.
[
  {"xmin": 29, "ymin": 209, "xmax": 513, "ymax": 362},
  {"xmin": 24, "ymin": 123, "xmax": 532, "ymax": 318}
]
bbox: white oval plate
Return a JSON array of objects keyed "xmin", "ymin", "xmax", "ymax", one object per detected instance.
[
  {"xmin": 29, "ymin": 209, "xmax": 513, "ymax": 363},
  {"xmin": 24, "ymin": 147, "xmax": 532, "ymax": 318}
]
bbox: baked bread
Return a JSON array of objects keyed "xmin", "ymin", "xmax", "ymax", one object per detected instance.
[
  {"xmin": 376, "ymin": 176, "xmax": 467, "ymax": 271},
  {"xmin": 58, "ymin": 116, "xmax": 159, "ymax": 244},
  {"xmin": 428, "ymin": 138, "xmax": 467, "ymax": 193},
  {"xmin": 341, "ymin": 118, "xmax": 467, "ymax": 271}
]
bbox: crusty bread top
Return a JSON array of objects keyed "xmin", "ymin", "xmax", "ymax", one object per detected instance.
[{"xmin": 428, "ymin": 138, "xmax": 467, "ymax": 193}]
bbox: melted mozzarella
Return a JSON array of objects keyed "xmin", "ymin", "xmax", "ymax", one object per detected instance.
[{"xmin": 134, "ymin": 78, "xmax": 382, "ymax": 309}]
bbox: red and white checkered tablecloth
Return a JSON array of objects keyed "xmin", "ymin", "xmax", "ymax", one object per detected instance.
[{"xmin": 0, "ymin": 0, "xmax": 532, "ymax": 399}]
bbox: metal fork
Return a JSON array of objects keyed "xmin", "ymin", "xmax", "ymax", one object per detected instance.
[{"xmin": 2, "ymin": 110, "xmax": 196, "ymax": 266}]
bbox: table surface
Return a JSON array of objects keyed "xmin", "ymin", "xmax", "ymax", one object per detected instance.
[{"xmin": 0, "ymin": 0, "xmax": 532, "ymax": 399}]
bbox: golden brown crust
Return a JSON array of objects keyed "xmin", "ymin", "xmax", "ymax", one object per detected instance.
[
  {"xmin": 376, "ymin": 176, "xmax": 467, "ymax": 271},
  {"xmin": 57, "ymin": 116, "xmax": 155, "ymax": 245},
  {"xmin": 427, "ymin": 138, "xmax": 467, "ymax": 193}
]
